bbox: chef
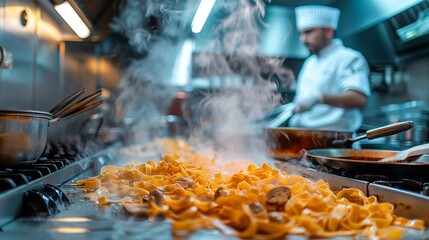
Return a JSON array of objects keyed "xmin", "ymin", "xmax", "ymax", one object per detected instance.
[{"xmin": 288, "ymin": 5, "xmax": 371, "ymax": 132}]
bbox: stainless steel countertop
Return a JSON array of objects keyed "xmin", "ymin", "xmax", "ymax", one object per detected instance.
[{"xmin": 1, "ymin": 147, "xmax": 428, "ymax": 239}]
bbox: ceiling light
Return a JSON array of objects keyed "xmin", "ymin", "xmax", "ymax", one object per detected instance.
[
  {"xmin": 54, "ymin": 1, "xmax": 90, "ymax": 38},
  {"xmin": 191, "ymin": 0, "xmax": 216, "ymax": 33}
]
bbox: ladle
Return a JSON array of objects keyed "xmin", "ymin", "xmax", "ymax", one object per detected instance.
[{"xmin": 332, "ymin": 121, "xmax": 414, "ymax": 147}]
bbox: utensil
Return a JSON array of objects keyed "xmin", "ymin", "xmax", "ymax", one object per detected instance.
[
  {"xmin": 263, "ymin": 103, "xmax": 295, "ymax": 128},
  {"xmin": 332, "ymin": 121, "xmax": 414, "ymax": 147},
  {"xmin": 49, "ymin": 88, "xmax": 86, "ymax": 115},
  {"xmin": 51, "ymin": 89, "xmax": 103, "ymax": 121},
  {"xmin": 0, "ymin": 89, "xmax": 104, "ymax": 166},
  {"xmin": 304, "ymin": 148, "xmax": 429, "ymax": 177},
  {"xmin": 379, "ymin": 143, "xmax": 429, "ymax": 162}
]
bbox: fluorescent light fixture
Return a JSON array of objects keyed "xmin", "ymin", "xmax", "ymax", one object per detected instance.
[
  {"xmin": 173, "ymin": 40, "xmax": 194, "ymax": 86},
  {"xmin": 54, "ymin": 1, "xmax": 90, "ymax": 38},
  {"xmin": 191, "ymin": 0, "xmax": 216, "ymax": 33}
]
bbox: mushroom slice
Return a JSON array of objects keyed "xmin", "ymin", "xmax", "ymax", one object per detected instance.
[
  {"xmin": 123, "ymin": 203, "xmax": 150, "ymax": 219},
  {"xmin": 149, "ymin": 190, "xmax": 164, "ymax": 207},
  {"xmin": 266, "ymin": 186, "xmax": 291, "ymax": 211},
  {"xmin": 268, "ymin": 211, "xmax": 285, "ymax": 223},
  {"xmin": 214, "ymin": 186, "xmax": 227, "ymax": 200},
  {"xmin": 175, "ymin": 177, "xmax": 195, "ymax": 188},
  {"xmin": 249, "ymin": 201, "xmax": 266, "ymax": 215}
]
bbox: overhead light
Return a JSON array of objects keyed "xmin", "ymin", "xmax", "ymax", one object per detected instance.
[
  {"xmin": 191, "ymin": 0, "xmax": 216, "ymax": 33},
  {"xmin": 53, "ymin": 1, "xmax": 91, "ymax": 38}
]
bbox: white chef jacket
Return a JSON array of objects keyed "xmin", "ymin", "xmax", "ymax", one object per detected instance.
[{"xmin": 289, "ymin": 39, "xmax": 371, "ymax": 131}]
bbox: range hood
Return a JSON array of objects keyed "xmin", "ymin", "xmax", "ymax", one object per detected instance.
[
  {"xmin": 386, "ymin": 1, "xmax": 429, "ymax": 60},
  {"xmin": 262, "ymin": 0, "xmax": 428, "ymax": 64},
  {"xmin": 341, "ymin": 0, "xmax": 429, "ymax": 65}
]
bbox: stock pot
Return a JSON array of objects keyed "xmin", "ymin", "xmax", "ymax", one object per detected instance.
[
  {"xmin": 0, "ymin": 110, "xmax": 52, "ymax": 166},
  {"xmin": 0, "ymin": 88, "xmax": 104, "ymax": 166}
]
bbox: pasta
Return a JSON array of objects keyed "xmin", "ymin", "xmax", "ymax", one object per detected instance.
[{"xmin": 79, "ymin": 141, "xmax": 425, "ymax": 239}]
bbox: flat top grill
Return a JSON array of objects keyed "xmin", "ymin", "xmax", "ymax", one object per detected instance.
[{"xmin": 0, "ymin": 144, "xmax": 429, "ymax": 239}]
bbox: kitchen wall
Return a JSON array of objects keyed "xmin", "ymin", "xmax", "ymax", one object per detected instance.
[{"xmin": 0, "ymin": 0, "xmax": 103, "ymax": 139}]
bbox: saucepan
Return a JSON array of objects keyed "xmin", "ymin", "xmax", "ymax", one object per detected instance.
[
  {"xmin": 265, "ymin": 121, "xmax": 414, "ymax": 159},
  {"xmin": 0, "ymin": 88, "xmax": 103, "ymax": 166},
  {"xmin": 303, "ymin": 148, "xmax": 429, "ymax": 177}
]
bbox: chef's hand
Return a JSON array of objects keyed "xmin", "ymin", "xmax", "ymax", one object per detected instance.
[{"xmin": 293, "ymin": 91, "xmax": 324, "ymax": 113}]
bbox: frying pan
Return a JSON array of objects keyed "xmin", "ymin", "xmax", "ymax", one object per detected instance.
[
  {"xmin": 303, "ymin": 148, "xmax": 429, "ymax": 177},
  {"xmin": 265, "ymin": 128, "xmax": 353, "ymax": 158},
  {"xmin": 265, "ymin": 121, "xmax": 414, "ymax": 159}
]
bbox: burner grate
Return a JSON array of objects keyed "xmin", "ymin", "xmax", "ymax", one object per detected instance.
[{"xmin": 0, "ymin": 137, "xmax": 102, "ymax": 193}]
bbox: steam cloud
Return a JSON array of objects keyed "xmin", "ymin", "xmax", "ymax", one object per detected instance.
[{"xmin": 111, "ymin": 0, "xmax": 294, "ymax": 164}]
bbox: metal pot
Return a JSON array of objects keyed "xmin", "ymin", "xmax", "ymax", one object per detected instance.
[
  {"xmin": 0, "ymin": 89, "xmax": 104, "ymax": 166},
  {"xmin": 0, "ymin": 110, "xmax": 52, "ymax": 165},
  {"xmin": 265, "ymin": 127, "xmax": 353, "ymax": 159}
]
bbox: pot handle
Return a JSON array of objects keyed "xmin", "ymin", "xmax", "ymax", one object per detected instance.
[{"xmin": 366, "ymin": 121, "xmax": 414, "ymax": 139}]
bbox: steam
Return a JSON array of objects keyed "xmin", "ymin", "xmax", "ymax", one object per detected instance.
[
  {"xmin": 111, "ymin": 0, "xmax": 194, "ymax": 142},
  {"xmin": 190, "ymin": 0, "xmax": 284, "ymax": 163},
  {"xmin": 111, "ymin": 0, "xmax": 294, "ymax": 164}
]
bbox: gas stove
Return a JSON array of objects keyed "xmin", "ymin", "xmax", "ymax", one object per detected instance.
[{"xmin": 0, "ymin": 137, "xmax": 117, "ymax": 228}]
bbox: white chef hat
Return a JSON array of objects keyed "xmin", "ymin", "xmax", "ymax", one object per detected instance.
[{"xmin": 295, "ymin": 5, "xmax": 341, "ymax": 31}]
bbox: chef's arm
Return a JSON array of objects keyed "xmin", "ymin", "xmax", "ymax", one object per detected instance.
[{"xmin": 322, "ymin": 90, "xmax": 367, "ymax": 108}]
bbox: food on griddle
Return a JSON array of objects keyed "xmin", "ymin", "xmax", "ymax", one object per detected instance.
[{"xmin": 78, "ymin": 142, "xmax": 425, "ymax": 239}]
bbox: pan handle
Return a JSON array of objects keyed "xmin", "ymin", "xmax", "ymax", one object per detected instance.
[{"xmin": 366, "ymin": 121, "xmax": 414, "ymax": 140}]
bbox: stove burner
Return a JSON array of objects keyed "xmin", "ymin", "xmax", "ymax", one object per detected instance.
[{"xmin": 0, "ymin": 137, "xmax": 104, "ymax": 194}]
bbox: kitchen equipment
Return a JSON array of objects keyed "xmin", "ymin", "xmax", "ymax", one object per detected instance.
[
  {"xmin": 0, "ymin": 110, "xmax": 53, "ymax": 166},
  {"xmin": 304, "ymin": 148, "xmax": 429, "ymax": 176},
  {"xmin": 50, "ymin": 89, "xmax": 103, "ymax": 122},
  {"xmin": 49, "ymin": 88, "xmax": 86, "ymax": 116},
  {"xmin": 332, "ymin": 121, "xmax": 414, "ymax": 147},
  {"xmin": 381, "ymin": 101, "xmax": 428, "ymax": 146},
  {"xmin": 263, "ymin": 103, "xmax": 295, "ymax": 128},
  {"xmin": 380, "ymin": 143, "xmax": 429, "ymax": 162},
  {"xmin": 265, "ymin": 127, "xmax": 353, "ymax": 159},
  {"xmin": 0, "ymin": 89, "xmax": 103, "ymax": 166}
]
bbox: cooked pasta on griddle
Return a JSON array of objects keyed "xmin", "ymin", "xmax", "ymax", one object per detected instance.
[{"xmin": 78, "ymin": 141, "xmax": 425, "ymax": 239}]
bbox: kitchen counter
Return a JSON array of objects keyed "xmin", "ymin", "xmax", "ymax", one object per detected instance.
[{"xmin": 1, "ymin": 145, "xmax": 428, "ymax": 239}]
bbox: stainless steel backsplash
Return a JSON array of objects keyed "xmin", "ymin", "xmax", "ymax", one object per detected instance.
[{"xmin": 0, "ymin": 0, "xmax": 100, "ymax": 139}]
